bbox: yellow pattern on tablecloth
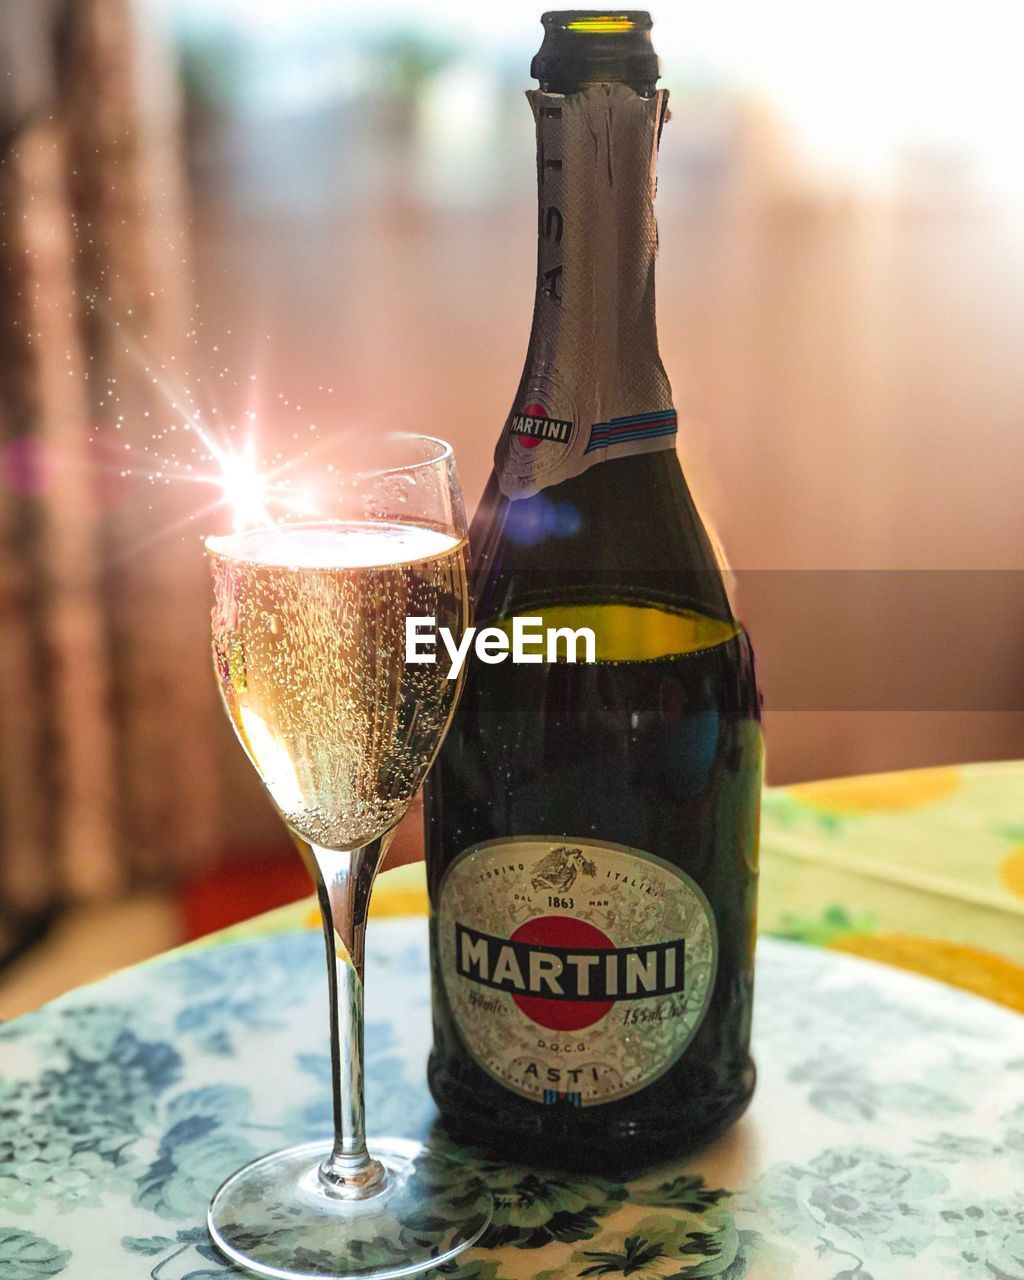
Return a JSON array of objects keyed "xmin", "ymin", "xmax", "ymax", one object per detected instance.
[
  {"xmin": 1000, "ymin": 844, "xmax": 1024, "ymax": 898},
  {"xmin": 786, "ymin": 765, "xmax": 961, "ymax": 813},
  {"xmin": 828, "ymin": 933, "xmax": 1024, "ymax": 1013}
]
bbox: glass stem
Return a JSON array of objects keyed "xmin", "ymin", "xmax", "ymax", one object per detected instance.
[{"xmin": 306, "ymin": 835, "xmax": 391, "ymax": 1198}]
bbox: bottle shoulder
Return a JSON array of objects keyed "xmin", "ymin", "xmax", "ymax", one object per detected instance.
[{"xmin": 469, "ymin": 451, "xmax": 733, "ymax": 624}]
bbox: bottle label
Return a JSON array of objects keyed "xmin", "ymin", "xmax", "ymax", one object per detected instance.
[{"xmin": 437, "ymin": 836, "xmax": 717, "ymax": 1107}]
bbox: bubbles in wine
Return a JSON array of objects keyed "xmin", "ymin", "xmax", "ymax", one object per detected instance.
[{"xmin": 209, "ymin": 521, "xmax": 469, "ymax": 850}]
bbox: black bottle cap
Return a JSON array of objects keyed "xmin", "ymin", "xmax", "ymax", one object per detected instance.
[{"xmin": 532, "ymin": 11, "xmax": 660, "ymax": 92}]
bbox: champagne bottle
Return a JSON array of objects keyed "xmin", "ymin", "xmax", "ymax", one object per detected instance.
[{"xmin": 424, "ymin": 10, "xmax": 763, "ymax": 1171}]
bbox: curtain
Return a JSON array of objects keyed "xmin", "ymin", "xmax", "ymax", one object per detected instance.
[{"xmin": 0, "ymin": 0, "xmax": 262, "ymax": 946}]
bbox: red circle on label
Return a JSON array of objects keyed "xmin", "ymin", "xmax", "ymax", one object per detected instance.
[
  {"xmin": 517, "ymin": 402, "xmax": 548, "ymax": 450},
  {"xmin": 509, "ymin": 916, "xmax": 615, "ymax": 1031}
]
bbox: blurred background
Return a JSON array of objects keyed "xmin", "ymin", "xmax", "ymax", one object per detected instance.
[{"xmin": 1, "ymin": 0, "xmax": 1022, "ymax": 1006}]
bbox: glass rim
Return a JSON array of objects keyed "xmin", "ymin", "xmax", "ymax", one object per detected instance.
[
  {"xmin": 364, "ymin": 432, "xmax": 454, "ymax": 476},
  {"xmin": 337, "ymin": 431, "xmax": 456, "ymax": 484}
]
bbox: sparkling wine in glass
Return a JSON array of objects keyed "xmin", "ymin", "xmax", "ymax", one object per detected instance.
[{"xmin": 204, "ymin": 435, "xmax": 491, "ymax": 1280}]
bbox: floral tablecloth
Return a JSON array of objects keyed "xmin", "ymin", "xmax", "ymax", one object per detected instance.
[
  {"xmin": 3, "ymin": 920, "xmax": 1024, "ymax": 1279},
  {"xmin": 3, "ymin": 760, "xmax": 1024, "ymax": 1279}
]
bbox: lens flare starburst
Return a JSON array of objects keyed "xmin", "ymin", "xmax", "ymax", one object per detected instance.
[
  {"xmin": 83, "ymin": 311, "xmax": 346, "ymax": 548},
  {"xmin": 207, "ymin": 435, "xmax": 272, "ymax": 532}
]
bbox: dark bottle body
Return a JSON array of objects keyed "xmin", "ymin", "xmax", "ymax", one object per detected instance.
[{"xmin": 425, "ymin": 454, "xmax": 762, "ymax": 1172}]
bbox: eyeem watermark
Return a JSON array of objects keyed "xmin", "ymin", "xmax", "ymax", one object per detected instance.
[{"xmin": 407, "ymin": 617, "xmax": 596, "ymax": 679}]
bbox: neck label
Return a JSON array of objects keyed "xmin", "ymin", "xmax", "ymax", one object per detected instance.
[{"xmin": 496, "ymin": 85, "xmax": 677, "ymax": 499}]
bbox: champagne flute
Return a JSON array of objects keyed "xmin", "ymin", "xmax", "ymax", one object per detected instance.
[{"xmin": 204, "ymin": 435, "xmax": 491, "ymax": 1280}]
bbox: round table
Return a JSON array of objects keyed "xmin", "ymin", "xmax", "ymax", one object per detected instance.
[{"xmin": 2, "ymin": 916, "xmax": 1022, "ymax": 1280}]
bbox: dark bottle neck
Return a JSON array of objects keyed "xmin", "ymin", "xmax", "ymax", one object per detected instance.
[{"xmin": 525, "ymin": 83, "xmax": 672, "ymax": 430}]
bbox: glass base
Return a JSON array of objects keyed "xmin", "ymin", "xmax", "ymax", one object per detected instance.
[{"xmin": 208, "ymin": 1138, "xmax": 492, "ymax": 1280}]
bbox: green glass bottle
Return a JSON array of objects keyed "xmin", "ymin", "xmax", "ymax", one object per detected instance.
[{"xmin": 424, "ymin": 11, "xmax": 763, "ymax": 1171}]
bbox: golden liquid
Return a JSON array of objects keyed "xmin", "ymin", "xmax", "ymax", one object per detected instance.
[
  {"xmin": 208, "ymin": 521, "xmax": 469, "ymax": 851},
  {"xmin": 496, "ymin": 602, "xmax": 739, "ymax": 662}
]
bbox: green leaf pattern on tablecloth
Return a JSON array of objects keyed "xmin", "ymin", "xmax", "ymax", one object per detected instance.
[
  {"xmin": 761, "ymin": 791, "xmax": 853, "ymax": 836},
  {"xmin": 0, "ymin": 1228, "xmax": 70, "ymax": 1279},
  {"xmin": 1, "ymin": 924, "xmax": 1022, "ymax": 1278},
  {"xmin": 533, "ymin": 1209, "xmax": 737, "ymax": 1279},
  {"xmin": 770, "ymin": 905, "xmax": 878, "ymax": 947},
  {"xmin": 751, "ymin": 1147, "xmax": 950, "ymax": 1264},
  {"xmin": 786, "ymin": 1053, "xmax": 968, "ymax": 1124},
  {"xmin": 631, "ymin": 1174, "xmax": 731, "ymax": 1212},
  {"xmin": 751, "ymin": 1149, "xmax": 1024, "ymax": 1279},
  {"xmin": 437, "ymin": 1153, "xmax": 629, "ymax": 1250},
  {"xmin": 0, "ymin": 1007, "xmax": 184, "ymax": 1216}
]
